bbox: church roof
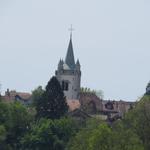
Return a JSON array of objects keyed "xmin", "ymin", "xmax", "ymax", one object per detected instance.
[{"xmin": 65, "ymin": 37, "xmax": 75, "ymax": 70}]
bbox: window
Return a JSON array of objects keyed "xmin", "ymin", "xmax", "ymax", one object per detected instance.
[
  {"xmin": 62, "ymin": 81, "xmax": 65, "ymax": 90},
  {"xmin": 62, "ymin": 81, "xmax": 69, "ymax": 91}
]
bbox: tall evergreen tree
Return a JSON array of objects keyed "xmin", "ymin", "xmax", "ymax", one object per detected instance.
[{"xmin": 36, "ymin": 76, "xmax": 68, "ymax": 119}]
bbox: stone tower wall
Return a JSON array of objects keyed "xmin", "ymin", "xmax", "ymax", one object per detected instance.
[{"xmin": 56, "ymin": 70, "xmax": 81, "ymax": 100}]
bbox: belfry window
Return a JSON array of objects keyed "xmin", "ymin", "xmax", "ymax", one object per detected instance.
[{"xmin": 62, "ymin": 81, "xmax": 69, "ymax": 91}]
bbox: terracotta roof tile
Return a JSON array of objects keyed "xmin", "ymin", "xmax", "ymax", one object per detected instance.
[{"xmin": 67, "ymin": 99, "xmax": 81, "ymax": 111}]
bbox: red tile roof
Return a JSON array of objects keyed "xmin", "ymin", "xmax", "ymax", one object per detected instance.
[{"xmin": 67, "ymin": 99, "xmax": 81, "ymax": 111}]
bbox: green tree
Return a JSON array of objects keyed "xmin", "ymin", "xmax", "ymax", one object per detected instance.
[
  {"xmin": 0, "ymin": 102, "xmax": 12, "ymax": 128},
  {"xmin": 21, "ymin": 117, "xmax": 77, "ymax": 150},
  {"xmin": 0, "ymin": 101, "xmax": 33, "ymax": 149},
  {"xmin": 36, "ymin": 76, "xmax": 68, "ymax": 119},
  {"xmin": 67, "ymin": 119, "xmax": 144, "ymax": 150},
  {"xmin": 67, "ymin": 123, "xmax": 112, "ymax": 150},
  {"xmin": 123, "ymin": 95, "xmax": 150, "ymax": 150},
  {"xmin": 31, "ymin": 86, "xmax": 44, "ymax": 106},
  {"xmin": 6, "ymin": 102, "xmax": 33, "ymax": 149},
  {"xmin": 0, "ymin": 125, "xmax": 7, "ymax": 149},
  {"xmin": 111, "ymin": 121, "xmax": 144, "ymax": 150},
  {"xmin": 67, "ymin": 128, "xmax": 91, "ymax": 150}
]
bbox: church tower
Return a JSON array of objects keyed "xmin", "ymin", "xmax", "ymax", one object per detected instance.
[{"xmin": 55, "ymin": 32, "xmax": 81, "ymax": 100}]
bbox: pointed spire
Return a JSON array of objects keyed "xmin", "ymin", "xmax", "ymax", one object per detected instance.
[
  {"xmin": 76, "ymin": 59, "xmax": 80, "ymax": 70},
  {"xmin": 65, "ymin": 35, "xmax": 75, "ymax": 70},
  {"xmin": 76, "ymin": 59, "xmax": 80, "ymax": 66},
  {"xmin": 58, "ymin": 58, "xmax": 64, "ymax": 70},
  {"xmin": 69, "ymin": 24, "xmax": 74, "ymax": 41},
  {"xmin": 58, "ymin": 59, "xmax": 61, "ymax": 64}
]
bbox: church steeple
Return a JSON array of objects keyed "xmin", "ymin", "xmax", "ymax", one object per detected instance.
[
  {"xmin": 65, "ymin": 33, "xmax": 75, "ymax": 70},
  {"xmin": 55, "ymin": 27, "xmax": 81, "ymax": 100}
]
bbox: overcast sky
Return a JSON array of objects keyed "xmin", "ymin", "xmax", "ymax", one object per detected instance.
[{"xmin": 0, "ymin": 0, "xmax": 150, "ymax": 101}]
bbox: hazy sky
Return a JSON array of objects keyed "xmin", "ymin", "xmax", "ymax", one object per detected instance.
[{"xmin": 0, "ymin": 0, "xmax": 150, "ymax": 101}]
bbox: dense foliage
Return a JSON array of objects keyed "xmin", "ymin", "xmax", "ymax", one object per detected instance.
[
  {"xmin": 67, "ymin": 95, "xmax": 150, "ymax": 150},
  {"xmin": 0, "ymin": 80, "xmax": 150, "ymax": 149},
  {"xmin": 123, "ymin": 95, "xmax": 150, "ymax": 150},
  {"xmin": 36, "ymin": 76, "xmax": 68, "ymax": 119},
  {"xmin": 0, "ymin": 101, "xmax": 77, "ymax": 150},
  {"xmin": 0, "ymin": 102, "xmax": 33, "ymax": 149},
  {"xmin": 67, "ymin": 120, "xmax": 144, "ymax": 150},
  {"xmin": 21, "ymin": 117, "xmax": 78, "ymax": 150},
  {"xmin": 31, "ymin": 86, "xmax": 44, "ymax": 107}
]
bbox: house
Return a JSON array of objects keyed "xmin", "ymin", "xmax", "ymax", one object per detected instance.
[{"xmin": 2, "ymin": 89, "xmax": 31, "ymax": 105}]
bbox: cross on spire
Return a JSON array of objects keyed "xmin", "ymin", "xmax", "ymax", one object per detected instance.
[{"xmin": 68, "ymin": 24, "xmax": 74, "ymax": 39}]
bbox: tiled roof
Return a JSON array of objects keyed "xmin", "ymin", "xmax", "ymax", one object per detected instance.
[
  {"xmin": 3, "ymin": 90, "xmax": 31, "ymax": 101},
  {"xmin": 15, "ymin": 92, "xmax": 31, "ymax": 100},
  {"xmin": 67, "ymin": 99, "xmax": 81, "ymax": 111}
]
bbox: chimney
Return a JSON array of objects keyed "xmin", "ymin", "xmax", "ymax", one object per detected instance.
[{"xmin": 6, "ymin": 89, "xmax": 10, "ymax": 97}]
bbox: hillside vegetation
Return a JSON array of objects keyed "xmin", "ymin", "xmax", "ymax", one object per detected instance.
[{"xmin": 0, "ymin": 77, "xmax": 150, "ymax": 150}]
